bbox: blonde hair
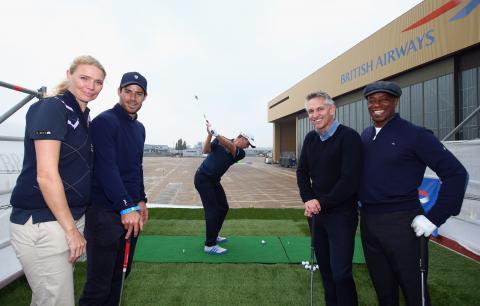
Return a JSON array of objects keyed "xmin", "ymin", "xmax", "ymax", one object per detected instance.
[{"xmin": 49, "ymin": 55, "xmax": 106, "ymax": 96}]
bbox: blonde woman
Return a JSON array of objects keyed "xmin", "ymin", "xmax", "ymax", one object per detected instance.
[{"xmin": 9, "ymin": 55, "xmax": 106, "ymax": 306}]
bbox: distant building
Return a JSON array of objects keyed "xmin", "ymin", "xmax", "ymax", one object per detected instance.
[
  {"xmin": 143, "ymin": 144, "xmax": 271, "ymax": 158},
  {"xmin": 244, "ymin": 147, "xmax": 272, "ymax": 157},
  {"xmin": 183, "ymin": 148, "xmax": 202, "ymax": 157},
  {"xmin": 144, "ymin": 144, "xmax": 170, "ymax": 156}
]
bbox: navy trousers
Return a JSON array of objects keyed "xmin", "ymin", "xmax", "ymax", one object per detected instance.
[
  {"xmin": 310, "ymin": 209, "xmax": 359, "ymax": 306},
  {"xmin": 194, "ymin": 171, "xmax": 229, "ymax": 246},
  {"xmin": 360, "ymin": 208, "xmax": 430, "ymax": 306},
  {"xmin": 79, "ymin": 205, "xmax": 138, "ymax": 306}
]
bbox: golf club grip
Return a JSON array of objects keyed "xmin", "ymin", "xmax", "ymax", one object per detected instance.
[
  {"xmin": 311, "ymin": 216, "xmax": 316, "ymax": 247},
  {"xmin": 419, "ymin": 236, "xmax": 426, "ymax": 271},
  {"xmin": 123, "ymin": 239, "xmax": 131, "ymax": 271}
]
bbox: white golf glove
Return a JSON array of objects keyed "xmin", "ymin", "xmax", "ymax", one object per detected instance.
[
  {"xmin": 209, "ymin": 127, "xmax": 219, "ymax": 137},
  {"xmin": 411, "ymin": 215, "xmax": 437, "ymax": 237},
  {"xmin": 206, "ymin": 121, "xmax": 219, "ymax": 137}
]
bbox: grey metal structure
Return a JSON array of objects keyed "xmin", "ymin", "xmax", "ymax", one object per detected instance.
[
  {"xmin": 0, "ymin": 80, "xmax": 45, "ymax": 289},
  {"xmin": 0, "ymin": 80, "xmax": 46, "ymax": 126},
  {"xmin": 442, "ymin": 105, "xmax": 480, "ymax": 141}
]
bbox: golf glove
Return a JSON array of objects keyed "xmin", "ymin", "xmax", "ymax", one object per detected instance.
[
  {"xmin": 411, "ymin": 215, "xmax": 437, "ymax": 237},
  {"xmin": 209, "ymin": 127, "xmax": 219, "ymax": 137}
]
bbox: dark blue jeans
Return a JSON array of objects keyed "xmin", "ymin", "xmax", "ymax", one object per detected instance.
[
  {"xmin": 194, "ymin": 171, "xmax": 229, "ymax": 247},
  {"xmin": 309, "ymin": 209, "xmax": 359, "ymax": 306}
]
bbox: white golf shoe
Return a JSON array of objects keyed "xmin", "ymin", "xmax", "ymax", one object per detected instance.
[{"xmin": 204, "ymin": 245, "xmax": 228, "ymax": 255}]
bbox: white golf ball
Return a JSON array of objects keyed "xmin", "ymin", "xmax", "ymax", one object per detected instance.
[{"xmin": 261, "ymin": 240, "xmax": 266, "ymax": 244}]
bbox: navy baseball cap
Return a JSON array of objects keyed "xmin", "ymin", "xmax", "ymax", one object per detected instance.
[
  {"xmin": 363, "ymin": 81, "xmax": 402, "ymax": 98},
  {"xmin": 120, "ymin": 72, "xmax": 147, "ymax": 94}
]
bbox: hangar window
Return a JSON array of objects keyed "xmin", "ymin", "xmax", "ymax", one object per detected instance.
[{"xmin": 459, "ymin": 67, "xmax": 480, "ymax": 140}]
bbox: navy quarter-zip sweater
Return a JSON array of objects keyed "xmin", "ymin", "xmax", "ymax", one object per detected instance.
[
  {"xmin": 90, "ymin": 104, "xmax": 147, "ymax": 212},
  {"xmin": 296, "ymin": 125, "xmax": 363, "ymax": 212},
  {"xmin": 359, "ymin": 114, "xmax": 468, "ymax": 226}
]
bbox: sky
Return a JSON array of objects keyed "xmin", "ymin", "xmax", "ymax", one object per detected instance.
[{"xmin": 0, "ymin": 0, "xmax": 423, "ymax": 148}]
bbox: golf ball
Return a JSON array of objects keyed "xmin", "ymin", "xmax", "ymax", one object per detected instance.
[
  {"xmin": 261, "ymin": 240, "xmax": 266, "ymax": 244},
  {"xmin": 182, "ymin": 249, "xmax": 185, "ymax": 254}
]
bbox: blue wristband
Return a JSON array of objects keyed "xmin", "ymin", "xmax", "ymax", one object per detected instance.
[{"xmin": 120, "ymin": 205, "xmax": 140, "ymax": 215}]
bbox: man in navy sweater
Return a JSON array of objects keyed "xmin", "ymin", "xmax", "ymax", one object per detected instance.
[
  {"xmin": 297, "ymin": 91, "xmax": 362, "ymax": 306},
  {"xmin": 359, "ymin": 80, "xmax": 468, "ymax": 306},
  {"xmin": 80, "ymin": 72, "xmax": 149, "ymax": 306}
]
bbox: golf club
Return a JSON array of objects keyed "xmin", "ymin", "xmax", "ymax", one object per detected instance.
[
  {"xmin": 309, "ymin": 215, "xmax": 316, "ymax": 306},
  {"xmin": 119, "ymin": 237, "xmax": 132, "ymax": 306},
  {"xmin": 194, "ymin": 95, "xmax": 208, "ymax": 122},
  {"xmin": 419, "ymin": 236, "xmax": 427, "ymax": 306}
]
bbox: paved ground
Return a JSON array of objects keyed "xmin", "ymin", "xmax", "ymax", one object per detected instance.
[{"xmin": 143, "ymin": 156, "xmax": 303, "ymax": 208}]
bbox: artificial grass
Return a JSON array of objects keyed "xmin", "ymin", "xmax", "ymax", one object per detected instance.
[
  {"xmin": 1, "ymin": 208, "xmax": 479, "ymax": 306},
  {"xmin": 142, "ymin": 219, "xmax": 309, "ymax": 236},
  {"xmin": 134, "ymin": 235, "xmax": 365, "ymax": 264},
  {"xmin": 135, "ymin": 235, "xmax": 289, "ymax": 263},
  {"xmin": 148, "ymin": 207, "xmax": 306, "ymax": 220}
]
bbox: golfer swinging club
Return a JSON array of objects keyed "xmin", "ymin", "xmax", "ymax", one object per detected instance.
[{"xmin": 194, "ymin": 120, "xmax": 255, "ymax": 254}]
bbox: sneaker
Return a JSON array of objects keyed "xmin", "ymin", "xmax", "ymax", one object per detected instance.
[
  {"xmin": 216, "ymin": 236, "xmax": 228, "ymax": 243},
  {"xmin": 204, "ymin": 245, "xmax": 228, "ymax": 255}
]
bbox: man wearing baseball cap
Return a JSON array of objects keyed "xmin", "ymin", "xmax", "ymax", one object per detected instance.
[
  {"xmin": 358, "ymin": 80, "xmax": 468, "ymax": 306},
  {"xmin": 80, "ymin": 72, "xmax": 149, "ymax": 305},
  {"xmin": 194, "ymin": 121, "xmax": 254, "ymax": 254}
]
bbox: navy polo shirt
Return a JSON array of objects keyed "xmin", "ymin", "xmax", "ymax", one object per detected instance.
[
  {"xmin": 90, "ymin": 103, "xmax": 147, "ymax": 212},
  {"xmin": 198, "ymin": 138, "xmax": 245, "ymax": 180},
  {"xmin": 10, "ymin": 90, "xmax": 92, "ymax": 224}
]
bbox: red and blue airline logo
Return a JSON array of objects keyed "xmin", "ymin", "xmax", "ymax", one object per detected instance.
[{"xmin": 403, "ymin": 0, "xmax": 479, "ymax": 32}]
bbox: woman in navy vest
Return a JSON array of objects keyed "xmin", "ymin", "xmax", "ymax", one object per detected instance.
[{"xmin": 9, "ymin": 55, "xmax": 106, "ymax": 306}]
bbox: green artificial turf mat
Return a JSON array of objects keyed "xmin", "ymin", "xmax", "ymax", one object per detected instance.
[
  {"xmin": 134, "ymin": 235, "xmax": 365, "ymax": 264},
  {"xmin": 279, "ymin": 235, "xmax": 365, "ymax": 263}
]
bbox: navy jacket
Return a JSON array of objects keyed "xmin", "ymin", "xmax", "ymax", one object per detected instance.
[
  {"xmin": 359, "ymin": 114, "xmax": 468, "ymax": 226},
  {"xmin": 10, "ymin": 90, "xmax": 92, "ymax": 224},
  {"xmin": 90, "ymin": 104, "xmax": 147, "ymax": 212}
]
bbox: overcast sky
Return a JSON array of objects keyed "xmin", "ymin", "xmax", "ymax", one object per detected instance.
[{"xmin": 0, "ymin": 0, "xmax": 422, "ymax": 147}]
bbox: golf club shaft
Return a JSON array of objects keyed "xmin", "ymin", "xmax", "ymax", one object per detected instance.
[
  {"xmin": 119, "ymin": 238, "xmax": 132, "ymax": 306},
  {"xmin": 194, "ymin": 95, "xmax": 208, "ymax": 122},
  {"xmin": 310, "ymin": 216, "xmax": 316, "ymax": 306},
  {"xmin": 420, "ymin": 236, "xmax": 427, "ymax": 306}
]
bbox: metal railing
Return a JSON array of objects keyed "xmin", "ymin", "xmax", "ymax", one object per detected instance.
[
  {"xmin": 442, "ymin": 105, "xmax": 480, "ymax": 141},
  {"xmin": 0, "ymin": 80, "xmax": 46, "ymax": 126}
]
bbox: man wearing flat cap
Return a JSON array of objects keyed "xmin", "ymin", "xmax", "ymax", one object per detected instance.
[
  {"xmin": 80, "ymin": 72, "xmax": 149, "ymax": 305},
  {"xmin": 358, "ymin": 80, "xmax": 468, "ymax": 306}
]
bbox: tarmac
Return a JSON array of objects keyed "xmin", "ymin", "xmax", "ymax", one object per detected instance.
[{"xmin": 143, "ymin": 156, "xmax": 303, "ymax": 208}]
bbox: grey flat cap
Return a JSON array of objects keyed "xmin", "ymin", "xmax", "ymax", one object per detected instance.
[{"xmin": 363, "ymin": 81, "xmax": 402, "ymax": 98}]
